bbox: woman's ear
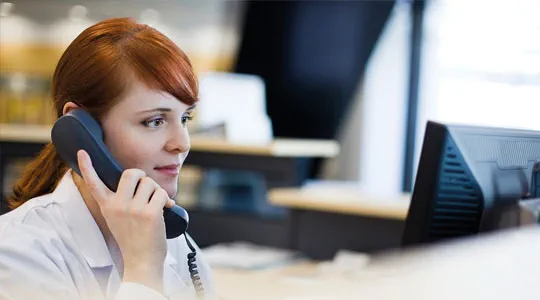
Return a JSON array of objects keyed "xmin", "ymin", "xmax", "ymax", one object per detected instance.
[{"xmin": 62, "ymin": 102, "xmax": 80, "ymax": 115}]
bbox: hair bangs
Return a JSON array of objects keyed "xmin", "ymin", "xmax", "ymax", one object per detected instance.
[{"xmin": 122, "ymin": 26, "xmax": 199, "ymax": 106}]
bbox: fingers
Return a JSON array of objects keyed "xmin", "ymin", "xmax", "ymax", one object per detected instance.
[
  {"xmin": 117, "ymin": 169, "xmax": 146, "ymax": 202},
  {"xmin": 77, "ymin": 150, "xmax": 112, "ymax": 204},
  {"xmin": 131, "ymin": 176, "xmax": 175, "ymax": 209},
  {"xmin": 165, "ymin": 199, "xmax": 176, "ymax": 209},
  {"xmin": 76, "ymin": 151, "xmax": 173, "ymax": 214},
  {"xmin": 123, "ymin": 173, "xmax": 174, "ymax": 211},
  {"xmin": 132, "ymin": 176, "xmax": 159, "ymax": 207},
  {"xmin": 148, "ymin": 188, "xmax": 169, "ymax": 212}
]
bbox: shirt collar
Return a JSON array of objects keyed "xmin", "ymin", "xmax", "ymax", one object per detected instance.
[
  {"xmin": 53, "ymin": 170, "xmax": 113, "ymax": 268},
  {"xmin": 165, "ymin": 244, "xmax": 178, "ymax": 265}
]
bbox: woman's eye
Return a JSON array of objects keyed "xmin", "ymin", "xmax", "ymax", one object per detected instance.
[
  {"xmin": 143, "ymin": 117, "xmax": 165, "ymax": 128},
  {"xmin": 181, "ymin": 115, "xmax": 193, "ymax": 125}
]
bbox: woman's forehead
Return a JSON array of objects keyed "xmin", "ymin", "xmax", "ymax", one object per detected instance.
[{"xmin": 116, "ymin": 80, "xmax": 192, "ymax": 113}]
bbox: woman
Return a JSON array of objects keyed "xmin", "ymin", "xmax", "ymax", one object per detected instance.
[{"xmin": 0, "ymin": 18, "xmax": 215, "ymax": 300}]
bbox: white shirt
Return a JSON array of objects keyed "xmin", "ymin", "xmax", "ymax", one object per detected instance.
[{"xmin": 0, "ymin": 170, "xmax": 215, "ymax": 300}]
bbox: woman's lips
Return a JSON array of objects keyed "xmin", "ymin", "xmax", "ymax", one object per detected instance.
[{"xmin": 154, "ymin": 164, "xmax": 180, "ymax": 176}]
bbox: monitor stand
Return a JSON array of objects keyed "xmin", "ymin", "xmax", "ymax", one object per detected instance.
[
  {"xmin": 518, "ymin": 198, "xmax": 540, "ymax": 225},
  {"xmin": 518, "ymin": 161, "xmax": 540, "ymax": 225}
]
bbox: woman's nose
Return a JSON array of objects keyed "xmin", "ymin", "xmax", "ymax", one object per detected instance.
[{"xmin": 165, "ymin": 124, "xmax": 190, "ymax": 154}]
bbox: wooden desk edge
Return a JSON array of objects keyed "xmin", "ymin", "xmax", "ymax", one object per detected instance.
[{"xmin": 268, "ymin": 189, "xmax": 410, "ymax": 220}]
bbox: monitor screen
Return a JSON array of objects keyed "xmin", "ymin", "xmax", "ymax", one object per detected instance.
[{"xmin": 402, "ymin": 121, "xmax": 540, "ymax": 246}]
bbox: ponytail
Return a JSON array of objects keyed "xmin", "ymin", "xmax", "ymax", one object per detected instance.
[{"xmin": 8, "ymin": 143, "xmax": 68, "ymax": 210}]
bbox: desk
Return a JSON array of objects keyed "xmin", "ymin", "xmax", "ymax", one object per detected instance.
[
  {"xmin": 269, "ymin": 187, "xmax": 410, "ymax": 220},
  {"xmin": 211, "ymin": 226, "xmax": 540, "ymax": 300},
  {"xmin": 212, "ymin": 261, "xmax": 360, "ymax": 300},
  {"xmin": 185, "ymin": 137, "xmax": 338, "ymax": 189},
  {"xmin": 268, "ymin": 186, "xmax": 411, "ymax": 259}
]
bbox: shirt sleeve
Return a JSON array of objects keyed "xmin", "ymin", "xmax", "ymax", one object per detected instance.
[{"xmin": 115, "ymin": 282, "xmax": 168, "ymax": 300}]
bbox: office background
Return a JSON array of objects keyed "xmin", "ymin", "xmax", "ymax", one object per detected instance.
[
  {"xmin": 1, "ymin": 1, "xmax": 539, "ymax": 299},
  {"xmin": 1, "ymin": 0, "xmax": 539, "ymax": 255}
]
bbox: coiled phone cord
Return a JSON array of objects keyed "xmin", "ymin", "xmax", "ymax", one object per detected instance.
[{"xmin": 183, "ymin": 234, "xmax": 205, "ymax": 299}]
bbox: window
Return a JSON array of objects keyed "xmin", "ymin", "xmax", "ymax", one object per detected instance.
[{"xmin": 414, "ymin": 0, "xmax": 540, "ymax": 178}]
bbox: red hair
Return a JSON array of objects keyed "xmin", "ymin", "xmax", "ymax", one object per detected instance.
[{"xmin": 9, "ymin": 17, "xmax": 198, "ymax": 209}]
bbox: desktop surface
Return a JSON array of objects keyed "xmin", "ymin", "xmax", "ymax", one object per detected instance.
[{"xmin": 211, "ymin": 225, "xmax": 540, "ymax": 300}]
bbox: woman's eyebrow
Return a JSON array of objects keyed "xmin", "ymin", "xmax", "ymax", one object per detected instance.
[
  {"xmin": 186, "ymin": 104, "xmax": 197, "ymax": 112},
  {"xmin": 137, "ymin": 108, "xmax": 172, "ymax": 114}
]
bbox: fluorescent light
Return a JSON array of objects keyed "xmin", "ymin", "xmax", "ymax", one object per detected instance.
[{"xmin": 68, "ymin": 5, "xmax": 87, "ymax": 22}]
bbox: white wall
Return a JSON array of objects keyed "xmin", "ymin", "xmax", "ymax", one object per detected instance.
[{"xmin": 321, "ymin": 2, "xmax": 411, "ymax": 196}]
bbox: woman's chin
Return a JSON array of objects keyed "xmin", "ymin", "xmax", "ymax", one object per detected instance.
[
  {"xmin": 148, "ymin": 177, "xmax": 175, "ymax": 198},
  {"xmin": 152, "ymin": 174, "xmax": 178, "ymax": 197},
  {"xmin": 167, "ymin": 189, "xmax": 178, "ymax": 200},
  {"xmin": 161, "ymin": 184, "xmax": 177, "ymax": 199}
]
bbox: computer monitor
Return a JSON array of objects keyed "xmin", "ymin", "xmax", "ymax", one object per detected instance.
[{"xmin": 402, "ymin": 121, "xmax": 540, "ymax": 246}]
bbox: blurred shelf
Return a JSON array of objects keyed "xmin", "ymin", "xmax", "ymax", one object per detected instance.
[
  {"xmin": 0, "ymin": 43, "xmax": 64, "ymax": 76},
  {"xmin": 0, "ymin": 123, "xmax": 340, "ymax": 158},
  {"xmin": 0, "ymin": 123, "xmax": 51, "ymax": 143}
]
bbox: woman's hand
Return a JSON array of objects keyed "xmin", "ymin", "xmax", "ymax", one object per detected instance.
[{"xmin": 77, "ymin": 149, "xmax": 175, "ymax": 294}]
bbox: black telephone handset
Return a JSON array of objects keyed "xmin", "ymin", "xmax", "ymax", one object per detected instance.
[{"xmin": 51, "ymin": 108, "xmax": 189, "ymax": 239}]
